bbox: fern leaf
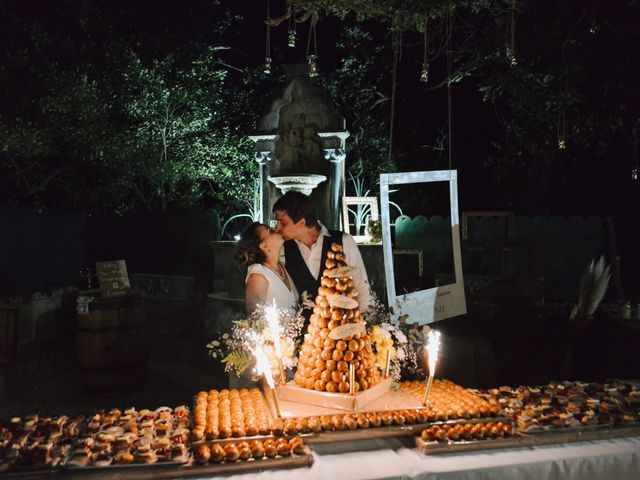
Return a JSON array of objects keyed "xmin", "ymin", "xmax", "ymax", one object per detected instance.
[{"xmin": 221, "ymin": 350, "xmax": 253, "ymax": 376}]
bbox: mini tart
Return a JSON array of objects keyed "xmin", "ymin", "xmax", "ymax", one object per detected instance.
[
  {"xmin": 171, "ymin": 444, "xmax": 190, "ymax": 463},
  {"xmin": 92, "ymin": 452, "xmax": 113, "ymax": 467},
  {"xmin": 66, "ymin": 452, "xmax": 91, "ymax": 468},
  {"xmin": 117, "ymin": 452, "xmax": 135, "ymax": 465}
]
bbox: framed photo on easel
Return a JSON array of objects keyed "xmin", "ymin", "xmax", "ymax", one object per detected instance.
[
  {"xmin": 341, "ymin": 196, "xmax": 379, "ymax": 243},
  {"xmin": 379, "ymin": 170, "xmax": 466, "ymax": 325}
]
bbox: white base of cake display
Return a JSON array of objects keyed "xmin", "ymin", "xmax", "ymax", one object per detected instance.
[{"xmin": 273, "ymin": 378, "xmax": 423, "ymax": 415}]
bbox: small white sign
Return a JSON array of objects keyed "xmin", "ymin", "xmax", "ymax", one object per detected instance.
[{"xmin": 96, "ymin": 260, "xmax": 131, "ymax": 297}]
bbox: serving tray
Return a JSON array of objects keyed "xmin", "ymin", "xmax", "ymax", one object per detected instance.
[
  {"xmin": 159, "ymin": 445, "xmax": 314, "ymax": 479},
  {"xmin": 306, "ymin": 416, "xmax": 512, "ymax": 444},
  {"xmin": 415, "ymin": 435, "xmax": 526, "ymax": 455}
]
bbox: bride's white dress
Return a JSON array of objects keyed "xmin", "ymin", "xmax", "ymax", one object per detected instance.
[{"xmin": 245, "ymin": 264, "xmax": 298, "ymax": 313}]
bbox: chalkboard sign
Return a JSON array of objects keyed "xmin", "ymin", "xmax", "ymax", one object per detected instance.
[{"xmin": 96, "ymin": 260, "xmax": 131, "ymax": 297}]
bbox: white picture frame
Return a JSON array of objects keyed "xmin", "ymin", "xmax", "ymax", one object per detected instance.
[
  {"xmin": 380, "ymin": 170, "xmax": 466, "ymax": 325},
  {"xmin": 341, "ymin": 196, "xmax": 379, "ymax": 243}
]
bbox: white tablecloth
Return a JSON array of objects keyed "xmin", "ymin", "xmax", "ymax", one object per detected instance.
[{"xmin": 186, "ymin": 436, "xmax": 640, "ymax": 480}]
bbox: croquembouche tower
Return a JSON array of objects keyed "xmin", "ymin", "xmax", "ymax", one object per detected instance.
[{"xmin": 292, "ymin": 242, "xmax": 383, "ymax": 396}]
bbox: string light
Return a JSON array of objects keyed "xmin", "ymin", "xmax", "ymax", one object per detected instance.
[
  {"xmin": 420, "ymin": 18, "xmax": 430, "ymax": 83},
  {"xmin": 264, "ymin": 0, "xmax": 272, "ymax": 74}
]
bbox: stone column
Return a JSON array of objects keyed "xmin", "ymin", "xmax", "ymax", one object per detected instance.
[
  {"xmin": 324, "ymin": 148, "xmax": 346, "ymax": 230},
  {"xmin": 255, "ymin": 151, "xmax": 272, "ymax": 224}
]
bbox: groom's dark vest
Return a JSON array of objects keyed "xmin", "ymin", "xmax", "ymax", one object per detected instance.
[{"xmin": 284, "ymin": 229, "xmax": 343, "ymax": 302}]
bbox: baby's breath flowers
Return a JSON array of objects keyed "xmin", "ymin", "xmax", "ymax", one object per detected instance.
[{"xmin": 207, "ymin": 304, "xmax": 305, "ymax": 378}]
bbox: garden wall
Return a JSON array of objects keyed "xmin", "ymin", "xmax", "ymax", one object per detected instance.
[
  {"xmin": 395, "ymin": 215, "xmax": 611, "ymax": 301},
  {"xmin": 0, "ymin": 208, "xmax": 220, "ymax": 294},
  {"xmin": 0, "ymin": 208, "xmax": 87, "ymax": 292}
]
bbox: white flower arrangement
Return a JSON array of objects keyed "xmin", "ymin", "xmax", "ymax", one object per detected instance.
[
  {"xmin": 363, "ymin": 293, "xmax": 425, "ymax": 382},
  {"xmin": 207, "ymin": 304, "xmax": 305, "ymax": 379}
]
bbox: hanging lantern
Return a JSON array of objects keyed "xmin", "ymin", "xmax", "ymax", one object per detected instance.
[
  {"xmin": 506, "ymin": 3, "xmax": 517, "ymax": 67},
  {"xmin": 305, "ymin": 7, "xmax": 319, "ymax": 77},
  {"xmin": 632, "ymin": 122, "xmax": 639, "ymax": 180},
  {"xmin": 263, "ymin": 0, "xmax": 272, "ymax": 74},
  {"xmin": 558, "ymin": 136, "xmax": 567, "ymax": 150},
  {"xmin": 420, "ymin": 63, "xmax": 430, "ymax": 83},
  {"xmin": 588, "ymin": 7, "xmax": 598, "ymax": 35},
  {"xmin": 287, "ymin": 3, "xmax": 297, "ymax": 47},
  {"xmin": 557, "ymin": 109, "xmax": 567, "ymax": 150},
  {"xmin": 505, "ymin": 45, "xmax": 518, "ymax": 67},
  {"xmin": 420, "ymin": 19, "xmax": 429, "ymax": 83},
  {"xmin": 307, "ymin": 55, "xmax": 318, "ymax": 77}
]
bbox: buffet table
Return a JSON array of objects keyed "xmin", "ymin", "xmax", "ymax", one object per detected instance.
[
  {"xmin": 3, "ymin": 435, "xmax": 638, "ymax": 480},
  {"xmin": 183, "ymin": 435, "xmax": 640, "ymax": 480}
]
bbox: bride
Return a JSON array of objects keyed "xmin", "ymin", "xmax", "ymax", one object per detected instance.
[{"xmin": 236, "ymin": 222, "xmax": 298, "ymax": 314}]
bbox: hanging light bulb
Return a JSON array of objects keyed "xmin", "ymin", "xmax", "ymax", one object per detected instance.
[
  {"xmin": 263, "ymin": 0, "xmax": 272, "ymax": 74},
  {"xmin": 263, "ymin": 57, "xmax": 272, "ymax": 74},
  {"xmin": 589, "ymin": 4, "xmax": 598, "ymax": 35},
  {"xmin": 558, "ymin": 136, "xmax": 567, "ymax": 150},
  {"xmin": 420, "ymin": 63, "xmax": 430, "ymax": 83},
  {"xmin": 287, "ymin": 3, "xmax": 297, "ymax": 47},
  {"xmin": 505, "ymin": 45, "xmax": 518, "ymax": 67},
  {"xmin": 420, "ymin": 18, "xmax": 429, "ymax": 83},
  {"xmin": 558, "ymin": 109, "xmax": 567, "ymax": 150},
  {"xmin": 632, "ymin": 121, "xmax": 639, "ymax": 181},
  {"xmin": 307, "ymin": 55, "xmax": 318, "ymax": 77},
  {"xmin": 506, "ymin": 2, "xmax": 517, "ymax": 67},
  {"xmin": 305, "ymin": 8, "xmax": 319, "ymax": 77}
]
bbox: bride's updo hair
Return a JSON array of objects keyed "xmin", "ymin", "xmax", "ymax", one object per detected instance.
[{"xmin": 235, "ymin": 222, "xmax": 267, "ymax": 267}]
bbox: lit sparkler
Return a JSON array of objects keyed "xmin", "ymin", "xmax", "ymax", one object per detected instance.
[
  {"xmin": 251, "ymin": 334, "xmax": 282, "ymax": 417},
  {"xmin": 264, "ymin": 299, "xmax": 286, "ymax": 383},
  {"xmin": 422, "ymin": 330, "xmax": 441, "ymax": 405}
]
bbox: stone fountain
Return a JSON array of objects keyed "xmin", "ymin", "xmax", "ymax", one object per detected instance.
[
  {"xmin": 249, "ymin": 64, "xmax": 349, "ymax": 229},
  {"xmin": 267, "ymin": 174, "xmax": 326, "ymax": 196}
]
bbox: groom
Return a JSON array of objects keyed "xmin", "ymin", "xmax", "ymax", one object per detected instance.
[{"xmin": 272, "ymin": 191, "xmax": 372, "ymax": 311}]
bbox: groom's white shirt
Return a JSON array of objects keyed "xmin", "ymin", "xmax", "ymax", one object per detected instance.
[{"xmin": 284, "ymin": 223, "xmax": 373, "ymax": 311}]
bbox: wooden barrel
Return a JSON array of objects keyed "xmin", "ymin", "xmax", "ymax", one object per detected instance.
[{"xmin": 76, "ymin": 291, "xmax": 148, "ymax": 392}]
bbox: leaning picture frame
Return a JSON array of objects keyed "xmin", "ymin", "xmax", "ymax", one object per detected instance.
[
  {"xmin": 341, "ymin": 196, "xmax": 379, "ymax": 243},
  {"xmin": 380, "ymin": 170, "xmax": 466, "ymax": 325}
]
